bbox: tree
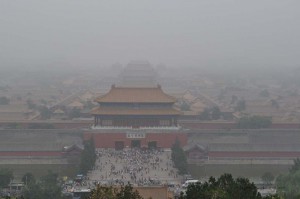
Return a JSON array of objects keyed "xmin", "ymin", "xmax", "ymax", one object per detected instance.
[
  {"xmin": 259, "ymin": 89, "xmax": 270, "ymax": 97},
  {"xmin": 22, "ymin": 172, "xmax": 36, "ymax": 186},
  {"xmin": 276, "ymin": 158, "xmax": 300, "ymax": 199},
  {"xmin": 237, "ymin": 115, "xmax": 272, "ymax": 129},
  {"xmin": 79, "ymin": 138, "xmax": 97, "ymax": 175},
  {"xmin": 40, "ymin": 171, "xmax": 62, "ymax": 199},
  {"xmin": 179, "ymin": 173, "xmax": 263, "ymax": 199},
  {"xmin": 171, "ymin": 139, "xmax": 188, "ymax": 175},
  {"xmin": 230, "ymin": 95, "xmax": 238, "ymax": 104},
  {"xmin": 0, "ymin": 168, "xmax": 13, "ymax": 188},
  {"xmin": 40, "ymin": 99, "xmax": 48, "ymax": 105},
  {"xmin": 23, "ymin": 182, "xmax": 44, "ymax": 199},
  {"xmin": 199, "ymin": 106, "xmax": 221, "ymax": 120},
  {"xmin": 271, "ymin": 99, "xmax": 279, "ymax": 109},
  {"xmin": 261, "ymin": 172, "xmax": 274, "ymax": 185},
  {"xmin": 85, "ymin": 101, "xmax": 95, "ymax": 110},
  {"xmin": 26, "ymin": 99, "xmax": 36, "ymax": 109},
  {"xmin": 68, "ymin": 107, "xmax": 81, "ymax": 119},
  {"xmin": 289, "ymin": 158, "xmax": 300, "ymax": 173},
  {"xmin": 23, "ymin": 171, "xmax": 62, "ymax": 199},
  {"xmin": 0, "ymin": 96, "xmax": 10, "ymax": 105},
  {"xmin": 89, "ymin": 185, "xmax": 117, "ymax": 199},
  {"xmin": 38, "ymin": 106, "xmax": 52, "ymax": 119},
  {"xmin": 235, "ymin": 99, "xmax": 246, "ymax": 111},
  {"xmin": 199, "ymin": 108, "xmax": 210, "ymax": 120},
  {"xmin": 180, "ymin": 101, "xmax": 190, "ymax": 111},
  {"xmin": 211, "ymin": 106, "xmax": 221, "ymax": 120},
  {"xmin": 263, "ymin": 195, "xmax": 283, "ymax": 199},
  {"xmin": 276, "ymin": 170, "xmax": 300, "ymax": 199},
  {"xmin": 88, "ymin": 183, "xmax": 144, "ymax": 199},
  {"xmin": 116, "ymin": 183, "xmax": 144, "ymax": 199}
]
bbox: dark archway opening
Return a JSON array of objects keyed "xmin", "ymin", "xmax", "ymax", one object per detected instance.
[
  {"xmin": 131, "ymin": 140, "xmax": 141, "ymax": 148},
  {"xmin": 115, "ymin": 141, "xmax": 124, "ymax": 150}
]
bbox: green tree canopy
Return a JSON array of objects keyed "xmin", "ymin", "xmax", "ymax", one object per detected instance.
[
  {"xmin": 0, "ymin": 168, "xmax": 13, "ymax": 188},
  {"xmin": 211, "ymin": 106, "xmax": 221, "ymax": 120},
  {"xmin": 276, "ymin": 158, "xmax": 300, "ymax": 199},
  {"xmin": 171, "ymin": 139, "xmax": 188, "ymax": 175},
  {"xmin": 231, "ymin": 95, "xmax": 238, "ymax": 104},
  {"xmin": 179, "ymin": 174, "xmax": 262, "ymax": 199},
  {"xmin": 0, "ymin": 96, "xmax": 10, "ymax": 105},
  {"xmin": 23, "ymin": 171, "xmax": 62, "ymax": 199},
  {"xmin": 88, "ymin": 183, "xmax": 144, "ymax": 199},
  {"xmin": 116, "ymin": 183, "xmax": 144, "ymax": 199},
  {"xmin": 180, "ymin": 101, "xmax": 191, "ymax": 111},
  {"xmin": 79, "ymin": 138, "xmax": 97, "ymax": 175},
  {"xmin": 26, "ymin": 99, "xmax": 36, "ymax": 109},
  {"xmin": 22, "ymin": 172, "xmax": 36, "ymax": 186},
  {"xmin": 199, "ymin": 108, "xmax": 210, "ymax": 120},
  {"xmin": 235, "ymin": 99, "xmax": 246, "ymax": 111},
  {"xmin": 237, "ymin": 115, "xmax": 272, "ymax": 129},
  {"xmin": 38, "ymin": 106, "xmax": 52, "ymax": 119},
  {"xmin": 68, "ymin": 107, "xmax": 81, "ymax": 119},
  {"xmin": 259, "ymin": 89, "xmax": 270, "ymax": 97},
  {"xmin": 261, "ymin": 172, "xmax": 274, "ymax": 185},
  {"xmin": 289, "ymin": 158, "xmax": 300, "ymax": 174},
  {"xmin": 199, "ymin": 106, "xmax": 221, "ymax": 120}
]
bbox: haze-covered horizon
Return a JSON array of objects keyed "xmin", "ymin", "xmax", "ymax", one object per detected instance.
[{"xmin": 0, "ymin": 0, "xmax": 299, "ymax": 70}]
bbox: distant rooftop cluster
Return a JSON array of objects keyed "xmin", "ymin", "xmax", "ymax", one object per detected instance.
[{"xmin": 118, "ymin": 60, "xmax": 158, "ymax": 87}]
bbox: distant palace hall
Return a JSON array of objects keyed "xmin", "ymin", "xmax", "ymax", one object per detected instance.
[
  {"xmin": 86, "ymin": 61, "xmax": 186, "ymax": 150},
  {"xmin": 91, "ymin": 84, "xmax": 181, "ymax": 129}
]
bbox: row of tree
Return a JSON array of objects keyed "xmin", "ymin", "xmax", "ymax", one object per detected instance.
[
  {"xmin": 21, "ymin": 172, "xmax": 146, "ymax": 199},
  {"xmin": 0, "ymin": 169, "xmax": 64, "ymax": 199},
  {"xmin": 276, "ymin": 158, "xmax": 300, "ymax": 199},
  {"xmin": 0, "ymin": 168, "xmax": 13, "ymax": 188},
  {"xmin": 177, "ymin": 158, "xmax": 300, "ymax": 199},
  {"xmin": 2, "ymin": 165, "xmax": 296, "ymax": 199},
  {"xmin": 237, "ymin": 115, "xmax": 272, "ymax": 129},
  {"xmin": 22, "ymin": 171, "xmax": 63, "ymax": 199},
  {"xmin": 79, "ymin": 138, "xmax": 97, "ymax": 175},
  {"xmin": 171, "ymin": 139, "xmax": 188, "ymax": 175},
  {"xmin": 0, "ymin": 96, "xmax": 10, "ymax": 105},
  {"xmin": 178, "ymin": 173, "xmax": 281, "ymax": 199},
  {"xmin": 38, "ymin": 106, "xmax": 82, "ymax": 120},
  {"xmin": 199, "ymin": 106, "xmax": 221, "ymax": 120},
  {"xmin": 88, "ymin": 183, "xmax": 144, "ymax": 199}
]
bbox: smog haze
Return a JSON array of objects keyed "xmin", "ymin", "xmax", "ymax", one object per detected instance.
[{"xmin": 0, "ymin": 0, "xmax": 299, "ymax": 70}]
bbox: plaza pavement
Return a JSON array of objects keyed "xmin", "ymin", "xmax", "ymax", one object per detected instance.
[{"xmin": 87, "ymin": 148, "xmax": 183, "ymax": 187}]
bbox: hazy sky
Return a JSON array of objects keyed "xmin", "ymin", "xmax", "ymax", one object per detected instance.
[{"xmin": 0, "ymin": 0, "xmax": 299, "ymax": 69}]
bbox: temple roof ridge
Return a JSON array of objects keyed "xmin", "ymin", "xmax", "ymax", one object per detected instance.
[{"xmin": 95, "ymin": 84, "xmax": 176, "ymax": 103}]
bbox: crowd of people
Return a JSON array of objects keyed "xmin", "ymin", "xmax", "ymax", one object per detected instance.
[{"xmin": 88, "ymin": 148, "xmax": 181, "ymax": 187}]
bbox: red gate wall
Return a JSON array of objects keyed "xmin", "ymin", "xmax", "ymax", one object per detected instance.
[{"xmin": 84, "ymin": 131, "xmax": 187, "ymax": 148}]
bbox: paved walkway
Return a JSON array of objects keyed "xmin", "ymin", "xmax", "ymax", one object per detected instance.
[{"xmin": 87, "ymin": 148, "xmax": 182, "ymax": 186}]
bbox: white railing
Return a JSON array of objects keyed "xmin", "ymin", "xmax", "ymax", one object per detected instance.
[{"xmin": 91, "ymin": 125, "xmax": 181, "ymax": 130}]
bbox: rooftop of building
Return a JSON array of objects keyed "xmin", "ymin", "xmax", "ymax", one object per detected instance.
[
  {"xmin": 91, "ymin": 106, "xmax": 181, "ymax": 116},
  {"xmin": 95, "ymin": 85, "xmax": 176, "ymax": 103}
]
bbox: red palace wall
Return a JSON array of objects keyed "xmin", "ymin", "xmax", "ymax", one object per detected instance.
[
  {"xmin": 1, "ymin": 121, "xmax": 299, "ymax": 130},
  {"xmin": 84, "ymin": 131, "xmax": 187, "ymax": 149},
  {"xmin": 180, "ymin": 121, "xmax": 300, "ymax": 130},
  {"xmin": 179, "ymin": 121, "xmax": 236, "ymax": 129}
]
